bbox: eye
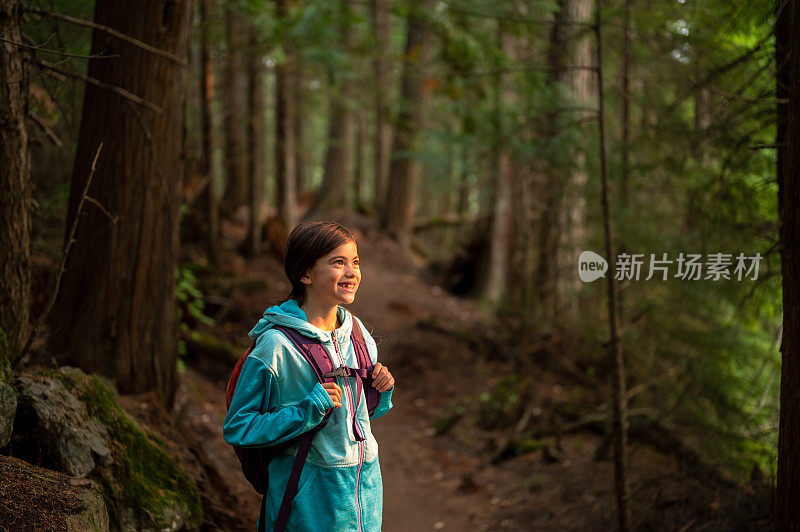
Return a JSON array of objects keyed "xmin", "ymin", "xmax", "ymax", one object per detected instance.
[
  {"xmin": 334, "ymin": 259, "xmax": 345, "ymax": 265},
  {"xmin": 353, "ymin": 259, "xmax": 360, "ymax": 267}
]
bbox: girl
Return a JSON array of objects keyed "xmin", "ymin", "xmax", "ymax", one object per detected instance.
[{"xmin": 223, "ymin": 221, "xmax": 395, "ymax": 532}]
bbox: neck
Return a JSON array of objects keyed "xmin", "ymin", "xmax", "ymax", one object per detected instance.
[{"xmin": 301, "ymin": 298, "xmax": 340, "ymax": 331}]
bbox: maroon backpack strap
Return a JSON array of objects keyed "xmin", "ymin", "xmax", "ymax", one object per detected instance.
[
  {"xmin": 350, "ymin": 318, "xmax": 381, "ymax": 416},
  {"xmin": 273, "ymin": 325, "xmax": 337, "ymax": 380},
  {"xmin": 272, "ymin": 431, "xmax": 316, "ymax": 532},
  {"xmin": 268, "ymin": 326, "xmax": 338, "ymax": 532}
]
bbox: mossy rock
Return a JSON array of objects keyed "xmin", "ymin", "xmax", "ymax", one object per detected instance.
[
  {"xmin": 14, "ymin": 367, "xmax": 202, "ymax": 531},
  {"xmin": 0, "ymin": 381, "xmax": 16, "ymax": 448}
]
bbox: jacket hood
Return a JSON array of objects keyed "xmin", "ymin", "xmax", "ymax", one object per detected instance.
[{"xmin": 248, "ymin": 299, "xmax": 352, "ymax": 342}]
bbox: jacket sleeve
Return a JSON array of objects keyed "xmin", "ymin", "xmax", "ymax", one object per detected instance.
[
  {"xmin": 223, "ymin": 355, "xmax": 335, "ymax": 447},
  {"xmin": 354, "ymin": 316, "xmax": 394, "ymax": 420}
]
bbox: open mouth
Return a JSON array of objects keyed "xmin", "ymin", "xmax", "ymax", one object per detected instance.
[{"xmin": 338, "ymin": 282, "xmax": 357, "ymax": 292}]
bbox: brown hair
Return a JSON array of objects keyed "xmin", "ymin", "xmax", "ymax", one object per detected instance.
[{"xmin": 283, "ymin": 221, "xmax": 357, "ymax": 306}]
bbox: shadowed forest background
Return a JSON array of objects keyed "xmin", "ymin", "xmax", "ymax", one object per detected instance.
[{"xmin": 2, "ymin": 0, "xmax": 800, "ymax": 530}]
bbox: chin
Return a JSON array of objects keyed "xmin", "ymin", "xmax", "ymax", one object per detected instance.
[{"xmin": 338, "ymin": 293, "xmax": 357, "ymax": 305}]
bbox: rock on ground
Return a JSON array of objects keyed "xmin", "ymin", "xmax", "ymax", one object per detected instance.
[
  {"xmin": 0, "ymin": 454, "xmax": 109, "ymax": 531},
  {"xmin": 10, "ymin": 367, "xmax": 202, "ymax": 531},
  {"xmin": 0, "ymin": 381, "xmax": 16, "ymax": 448}
]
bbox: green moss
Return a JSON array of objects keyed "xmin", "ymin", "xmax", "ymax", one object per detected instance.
[
  {"xmin": 522, "ymin": 473, "xmax": 545, "ymax": 492},
  {"xmin": 45, "ymin": 369, "xmax": 202, "ymax": 529},
  {"xmin": 514, "ymin": 438, "xmax": 544, "ymax": 455},
  {"xmin": 0, "ymin": 328, "xmax": 13, "ymax": 384}
]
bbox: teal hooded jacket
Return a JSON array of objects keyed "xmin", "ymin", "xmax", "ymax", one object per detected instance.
[{"xmin": 223, "ymin": 299, "xmax": 394, "ymax": 531}]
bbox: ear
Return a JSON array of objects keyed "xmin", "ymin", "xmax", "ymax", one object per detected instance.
[{"xmin": 300, "ymin": 269, "xmax": 312, "ymax": 286}]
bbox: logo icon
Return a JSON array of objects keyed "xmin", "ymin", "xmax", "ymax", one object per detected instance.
[{"xmin": 578, "ymin": 251, "xmax": 608, "ymax": 283}]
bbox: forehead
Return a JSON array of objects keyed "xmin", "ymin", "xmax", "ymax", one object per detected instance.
[{"xmin": 322, "ymin": 241, "xmax": 358, "ymax": 259}]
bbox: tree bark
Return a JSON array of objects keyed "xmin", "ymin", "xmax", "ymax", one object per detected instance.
[
  {"xmin": 293, "ymin": 53, "xmax": 305, "ymax": 198},
  {"xmin": 776, "ymin": 1, "xmax": 800, "ymax": 529},
  {"xmin": 50, "ymin": 0, "xmax": 192, "ymax": 406},
  {"xmin": 371, "ymin": 0, "xmax": 393, "ymax": 210},
  {"xmin": 199, "ymin": 0, "xmax": 221, "ymax": 266},
  {"xmin": 595, "ymin": 2, "xmax": 631, "ymax": 529},
  {"xmin": 537, "ymin": 0, "xmax": 593, "ymax": 327},
  {"xmin": 354, "ymin": 108, "xmax": 367, "ymax": 208},
  {"xmin": 243, "ymin": 24, "xmax": 265, "ymax": 256},
  {"xmin": 618, "ymin": 0, "xmax": 632, "ymax": 323},
  {"xmin": 310, "ymin": 4, "xmax": 356, "ymax": 216},
  {"xmin": 275, "ymin": 0, "xmax": 298, "ymax": 228},
  {"xmin": 380, "ymin": 0, "xmax": 434, "ymax": 247},
  {"xmin": 693, "ymin": 56, "xmax": 711, "ymax": 166},
  {"xmin": 479, "ymin": 24, "xmax": 515, "ymax": 305},
  {"xmin": 222, "ymin": 5, "xmax": 248, "ymax": 206},
  {"xmin": 0, "ymin": 0, "xmax": 31, "ymax": 366}
]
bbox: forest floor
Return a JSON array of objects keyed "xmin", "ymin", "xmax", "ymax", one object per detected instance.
[
  {"xmin": 20, "ymin": 212, "xmax": 773, "ymax": 531},
  {"xmin": 163, "ymin": 212, "xmax": 772, "ymax": 531}
]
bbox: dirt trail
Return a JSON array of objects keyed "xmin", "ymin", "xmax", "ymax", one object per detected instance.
[
  {"xmin": 173, "ymin": 214, "xmax": 769, "ymax": 531},
  {"xmin": 346, "ymin": 221, "xmax": 500, "ymax": 531},
  {"xmin": 180, "ymin": 215, "xmax": 506, "ymax": 530}
]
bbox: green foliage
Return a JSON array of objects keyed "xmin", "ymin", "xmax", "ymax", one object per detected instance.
[
  {"xmin": 176, "ymin": 265, "xmax": 214, "ymax": 328},
  {"xmin": 24, "ymin": 0, "xmax": 784, "ymax": 493},
  {"xmin": 478, "ymin": 375, "xmax": 526, "ymax": 431},
  {"xmin": 433, "ymin": 401, "xmax": 466, "ymax": 436},
  {"xmin": 176, "ymin": 264, "xmax": 214, "ymax": 359}
]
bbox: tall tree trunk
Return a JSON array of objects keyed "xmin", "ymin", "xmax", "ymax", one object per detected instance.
[
  {"xmin": 537, "ymin": 0, "xmax": 593, "ymax": 327},
  {"xmin": 275, "ymin": 0, "xmax": 298, "ymax": 228},
  {"xmin": 620, "ymin": 0, "xmax": 631, "ymax": 209},
  {"xmin": 456, "ymin": 115, "xmax": 471, "ymax": 215},
  {"xmin": 371, "ymin": 0, "xmax": 393, "ymax": 210},
  {"xmin": 693, "ymin": 58, "xmax": 711, "ymax": 166},
  {"xmin": 222, "ymin": 6, "xmax": 248, "ymax": 206},
  {"xmin": 0, "ymin": 0, "xmax": 31, "ymax": 368},
  {"xmin": 51, "ymin": 0, "xmax": 192, "ymax": 406},
  {"xmin": 776, "ymin": 0, "xmax": 800, "ymax": 528},
  {"xmin": 595, "ymin": 3, "xmax": 631, "ymax": 530},
  {"xmin": 244, "ymin": 25, "xmax": 265, "ymax": 256},
  {"xmin": 479, "ymin": 24, "xmax": 515, "ymax": 305},
  {"xmin": 311, "ymin": 6, "xmax": 356, "ymax": 216},
  {"xmin": 293, "ymin": 54, "xmax": 305, "ymax": 198},
  {"xmin": 199, "ymin": 0, "xmax": 221, "ymax": 266},
  {"xmin": 354, "ymin": 108, "xmax": 367, "ymax": 208},
  {"xmin": 618, "ymin": 0, "xmax": 632, "ymax": 322},
  {"xmin": 776, "ymin": 0, "xmax": 791, "ymax": 237},
  {"xmin": 380, "ymin": 0, "xmax": 434, "ymax": 246}
]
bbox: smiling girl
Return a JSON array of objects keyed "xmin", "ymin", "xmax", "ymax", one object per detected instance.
[{"xmin": 223, "ymin": 221, "xmax": 394, "ymax": 532}]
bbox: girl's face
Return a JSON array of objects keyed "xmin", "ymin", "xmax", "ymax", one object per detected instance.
[{"xmin": 301, "ymin": 241, "xmax": 361, "ymax": 307}]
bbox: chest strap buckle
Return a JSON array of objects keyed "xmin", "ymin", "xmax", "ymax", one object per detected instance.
[{"xmin": 322, "ymin": 366, "xmax": 351, "ymax": 379}]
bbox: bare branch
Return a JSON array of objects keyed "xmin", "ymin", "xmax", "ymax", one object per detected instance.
[
  {"xmin": 467, "ymin": 64, "xmax": 599, "ymax": 78},
  {"xmin": 24, "ymin": 7, "xmax": 188, "ymax": 66},
  {"xmin": 0, "ymin": 35, "xmax": 119, "ymax": 59},
  {"xmin": 84, "ymin": 196, "xmax": 119, "ymax": 222},
  {"xmin": 440, "ymin": 0, "xmax": 597, "ymax": 28},
  {"xmin": 750, "ymin": 143, "xmax": 785, "ymax": 150},
  {"xmin": 16, "ymin": 143, "xmax": 104, "ymax": 365},
  {"xmin": 33, "ymin": 58, "xmax": 162, "ymax": 113},
  {"xmin": 29, "ymin": 112, "xmax": 63, "ymax": 147}
]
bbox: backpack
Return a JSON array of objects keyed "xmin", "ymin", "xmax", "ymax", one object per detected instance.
[{"xmin": 225, "ymin": 318, "xmax": 380, "ymax": 532}]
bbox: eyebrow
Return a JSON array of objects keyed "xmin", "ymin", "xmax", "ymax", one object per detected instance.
[{"xmin": 329, "ymin": 255, "xmax": 359, "ymax": 261}]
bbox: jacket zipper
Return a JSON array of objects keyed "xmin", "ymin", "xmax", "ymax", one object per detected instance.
[{"xmin": 332, "ymin": 329, "xmax": 365, "ymax": 532}]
